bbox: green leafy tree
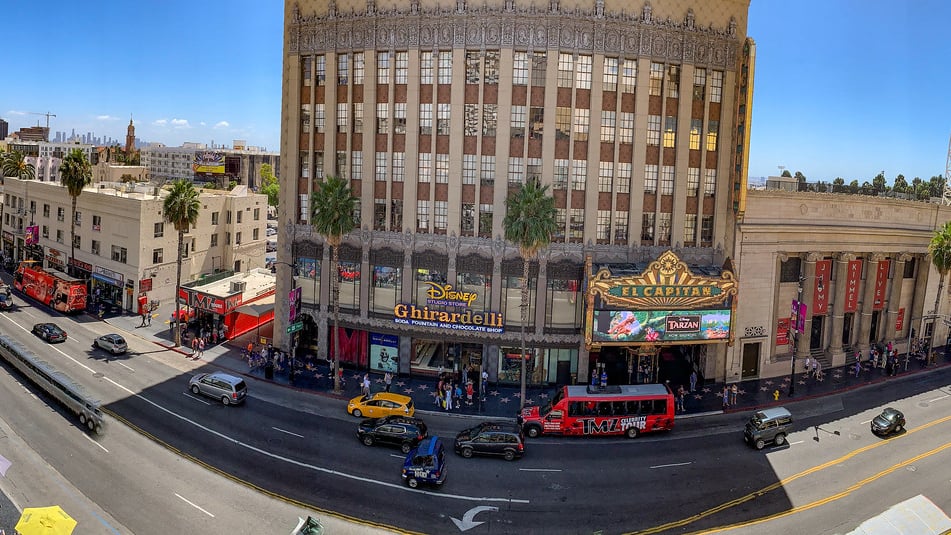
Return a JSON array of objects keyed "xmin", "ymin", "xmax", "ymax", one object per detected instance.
[
  {"xmin": 872, "ymin": 171, "xmax": 887, "ymax": 194},
  {"xmin": 832, "ymin": 177, "xmax": 845, "ymax": 193},
  {"xmin": 893, "ymin": 174, "xmax": 908, "ymax": 194},
  {"xmin": 163, "ymin": 181, "xmax": 202, "ymax": 347},
  {"xmin": 848, "ymin": 180, "xmax": 859, "ymax": 194},
  {"xmin": 60, "ymin": 148, "xmax": 93, "ymax": 275},
  {"xmin": 260, "ymin": 163, "xmax": 280, "ymax": 207},
  {"xmin": 860, "ymin": 181, "xmax": 874, "ymax": 195},
  {"xmin": 310, "ymin": 175, "xmax": 356, "ymax": 393},
  {"xmin": 120, "ymin": 173, "xmax": 137, "ymax": 183},
  {"xmin": 928, "ymin": 221, "xmax": 951, "ymax": 364},
  {"xmin": 780, "ymin": 169, "xmax": 792, "ymax": 178},
  {"xmin": 2, "ymin": 150, "xmax": 36, "ymax": 181},
  {"xmin": 929, "ymin": 175, "xmax": 946, "ymax": 198},
  {"xmin": 503, "ymin": 179, "xmax": 557, "ymax": 410}
]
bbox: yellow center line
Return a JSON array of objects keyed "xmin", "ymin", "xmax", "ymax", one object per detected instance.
[{"xmin": 629, "ymin": 413, "xmax": 951, "ymax": 535}]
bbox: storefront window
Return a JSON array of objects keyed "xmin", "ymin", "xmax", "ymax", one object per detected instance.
[
  {"xmin": 414, "ymin": 268, "xmax": 448, "ymax": 304},
  {"xmin": 545, "ymin": 277, "xmax": 582, "ymax": 330},
  {"xmin": 543, "ymin": 348, "xmax": 578, "ymax": 384},
  {"xmin": 337, "ymin": 261, "xmax": 361, "ymax": 311},
  {"xmin": 498, "ymin": 346, "xmax": 542, "ymax": 385},
  {"xmin": 502, "ymin": 275, "xmax": 536, "ymax": 328},
  {"xmin": 371, "ymin": 265, "xmax": 401, "ymax": 314},
  {"xmin": 297, "ymin": 257, "xmax": 320, "ymax": 306},
  {"xmin": 455, "ymin": 271, "xmax": 492, "ymax": 313}
]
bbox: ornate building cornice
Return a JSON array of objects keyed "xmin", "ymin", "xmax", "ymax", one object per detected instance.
[{"xmin": 290, "ymin": 1, "xmax": 740, "ymax": 69}]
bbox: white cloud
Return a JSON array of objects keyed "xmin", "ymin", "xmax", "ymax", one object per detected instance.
[
  {"xmin": 153, "ymin": 119, "xmax": 168, "ymax": 126},
  {"xmin": 171, "ymin": 118, "xmax": 191, "ymax": 129},
  {"xmin": 96, "ymin": 114, "xmax": 119, "ymax": 121},
  {"xmin": 7, "ymin": 110, "xmax": 27, "ymax": 116},
  {"xmin": 214, "ymin": 121, "xmax": 230, "ymax": 129},
  {"xmin": 199, "ymin": 121, "xmax": 206, "ymax": 126}
]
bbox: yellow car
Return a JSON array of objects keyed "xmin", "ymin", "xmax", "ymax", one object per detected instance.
[{"xmin": 348, "ymin": 392, "xmax": 415, "ymax": 418}]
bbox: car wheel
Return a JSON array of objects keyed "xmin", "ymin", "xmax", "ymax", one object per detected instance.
[
  {"xmin": 95, "ymin": 424, "xmax": 103, "ymax": 434},
  {"xmin": 86, "ymin": 418, "xmax": 96, "ymax": 431},
  {"xmin": 461, "ymin": 447, "xmax": 474, "ymax": 459},
  {"xmin": 407, "ymin": 478, "xmax": 419, "ymax": 488},
  {"xmin": 896, "ymin": 424, "xmax": 904, "ymax": 432},
  {"xmin": 362, "ymin": 435, "xmax": 375, "ymax": 447},
  {"xmin": 221, "ymin": 396, "xmax": 231, "ymax": 406},
  {"xmin": 626, "ymin": 427, "xmax": 640, "ymax": 439},
  {"xmin": 400, "ymin": 442, "xmax": 413, "ymax": 454},
  {"xmin": 774, "ymin": 433, "xmax": 786, "ymax": 446},
  {"xmin": 112, "ymin": 348, "xmax": 121, "ymax": 355},
  {"xmin": 755, "ymin": 438, "xmax": 765, "ymax": 450},
  {"xmin": 352, "ymin": 409, "xmax": 362, "ymax": 418},
  {"xmin": 503, "ymin": 450, "xmax": 516, "ymax": 461},
  {"xmin": 79, "ymin": 413, "xmax": 87, "ymax": 426},
  {"xmin": 525, "ymin": 425, "xmax": 541, "ymax": 439},
  {"xmin": 191, "ymin": 385, "xmax": 201, "ymax": 396}
]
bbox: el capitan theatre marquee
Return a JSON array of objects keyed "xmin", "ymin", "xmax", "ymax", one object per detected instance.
[
  {"xmin": 584, "ymin": 250, "xmax": 738, "ymax": 348},
  {"xmin": 393, "ymin": 282, "xmax": 504, "ymax": 334}
]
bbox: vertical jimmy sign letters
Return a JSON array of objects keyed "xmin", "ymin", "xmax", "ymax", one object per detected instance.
[{"xmin": 813, "ymin": 259, "xmax": 831, "ymax": 315}]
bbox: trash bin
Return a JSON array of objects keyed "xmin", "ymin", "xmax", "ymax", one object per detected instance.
[{"xmin": 265, "ymin": 363, "xmax": 274, "ymax": 380}]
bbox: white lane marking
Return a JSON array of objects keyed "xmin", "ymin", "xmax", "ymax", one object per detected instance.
[
  {"xmin": 789, "ymin": 440, "xmax": 805, "ymax": 445},
  {"xmin": 272, "ymin": 426, "xmax": 305, "ymax": 438},
  {"xmin": 84, "ymin": 434, "xmax": 109, "ymax": 453},
  {"xmin": 389, "ymin": 454, "xmax": 404, "ymax": 459},
  {"xmin": 860, "ymin": 419, "xmax": 872, "ymax": 424},
  {"xmin": 184, "ymin": 392, "xmax": 211, "ymax": 405},
  {"xmin": 519, "ymin": 468, "xmax": 562, "ymax": 472},
  {"xmin": 649, "ymin": 462, "xmax": 692, "ymax": 469},
  {"xmin": 927, "ymin": 395, "xmax": 949, "ymax": 403},
  {"xmin": 116, "ymin": 361, "xmax": 134, "ymax": 372},
  {"xmin": 174, "ymin": 493, "xmax": 215, "ymax": 518}
]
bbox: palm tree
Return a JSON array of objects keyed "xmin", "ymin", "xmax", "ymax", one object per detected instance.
[
  {"xmin": 163, "ymin": 180, "xmax": 202, "ymax": 347},
  {"xmin": 1, "ymin": 150, "xmax": 36, "ymax": 181},
  {"xmin": 310, "ymin": 175, "xmax": 356, "ymax": 393},
  {"xmin": 503, "ymin": 179, "xmax": 557, "ymax": 410},
  {"xmin": 60, "ymin": 148, "xmax": 93, "ymax": 275},
  {"xmin": 927, "ymin": 220, "xmax": 951, "ymax": 365}
]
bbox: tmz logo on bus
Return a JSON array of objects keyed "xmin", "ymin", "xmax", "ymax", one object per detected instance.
[{"xmin": 580, "ymin": 415, "xmax": 647, "ymax": 435}]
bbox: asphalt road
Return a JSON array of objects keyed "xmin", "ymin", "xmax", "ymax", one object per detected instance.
[{"xmin": 1, "ymin": 300, "xmax": 950, "ymax": 534}]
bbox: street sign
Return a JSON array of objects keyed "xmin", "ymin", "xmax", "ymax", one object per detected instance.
[{"xmin": 286, "ymin": 320, "xmax": 304, "ymax": 334}]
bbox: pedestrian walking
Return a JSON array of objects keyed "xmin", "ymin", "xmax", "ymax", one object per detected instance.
[
  {"xmin": 191, "ymin": 336, "xmax": 199, "ymax": 355},
  {"xmin": 721, "ymin": 386, "xmax": 729, "ymax": 409},
  {"xmin": 384, "ymin": 371, "xmax": 393, "ymax": 392},
  {"xmin": 362, "ymin": 373, "xmax": 371, "ymax": 397},
  {"xmin": 730, "ymin": 384, "xmax": 738, "ymax": 406},
  {"xmin": 139, "ymin": 311, "xmax": 148, "ymax": 327},
  {"xmin": 454, "ymin": 384, "xmax": 463, "ymax": 410},
  {"xmin": 853, "ymin": 359, "xmax": 862, "ymax": 377},
  {"xmin": 444, "ymin": 383, "xmax": 453, "ymax": 411},
  {"xmin": 676, "ymin": 386, "xmax": 685, "ymax": 412},
  {"xmin": 466, "ymin": 381, "xmax": 474, "ymax": 404},
  {"xmin": 689, "ymin": 370, "xmax": 698, "ymax": 392},
  {"xmin": 804, "ymin": 356, "xmax": 812, "ymax": 376},
  {"xmin": 197, "ymin": 338, "xmax": 205, "ymax": 359}
]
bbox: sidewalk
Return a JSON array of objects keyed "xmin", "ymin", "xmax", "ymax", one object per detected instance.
[{"xmin": 103, "ymin": 302, "xmax": 951, "ymax": 421}]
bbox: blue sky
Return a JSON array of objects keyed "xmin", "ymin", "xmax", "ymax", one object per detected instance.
[{"xmin": 2, "ymin": 1, "xmax": 947, "ymax": 183}]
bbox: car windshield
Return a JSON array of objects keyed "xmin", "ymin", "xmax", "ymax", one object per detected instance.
[{"xmin": 539, "ymin": 389, "xmax": 564, "ymax": 417}]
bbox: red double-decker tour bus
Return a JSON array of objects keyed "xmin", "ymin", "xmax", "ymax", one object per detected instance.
[
  {"xmin": 13, "ymin": 262, "xmax": 87, "ymax": 313},
  {"xmin": 519, "ymin": 384, "xmax": 675, "ymax": 439}
]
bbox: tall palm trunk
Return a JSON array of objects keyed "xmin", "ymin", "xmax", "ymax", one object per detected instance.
[
  {"xmin": 519, "ymin": 257, "xmax": 530, "ymax": 410},
  {"xmin": 174, "ymin": 230, "xmax": 184, "ymax": 347},
  {"xmin": 332, "ymin": 245, "xmax": 342, "ymax": 392},
  {"xmin": 929, "ymin": 272, "xmax": 946, "ymax": 365},
  {"xmin": 69, "ymin": 196, "xmax": 78, "ymax": 276}
]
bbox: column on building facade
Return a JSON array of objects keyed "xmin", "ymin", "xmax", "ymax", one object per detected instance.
[
  {"xmin": 359, "ymin": 231, "xmax": 371, "ymax": 319},
  {"xmin": 884, "ymin": 253, "xmax": 909, "ymax": 345},
  {"xmin": 317, "ymin": 243, "xmax": 332, "ymax": 362},
  {"xmin": 856, "ymin": 253, "xmax": 883, "ymax": 352},
  {"xmin": 773, "ymin": 252, "xmax": 789, "ymax": 359},
  {"xmin": 828, "ymin": 252, "xmax": 855, "ymax": 366},
  {"xmin": 534, "ymin": 255, "xmax": 548, "ymax": 336},
  {"xmin": 796, "ymin": 253, "xmax": 818, "ymax": 360},
  {"xmin": 909, "ymin": 254, "xmax": 930, "ymax": 352}
]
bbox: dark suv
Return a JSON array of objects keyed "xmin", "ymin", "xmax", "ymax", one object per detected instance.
[
  {"xmin": 454, "ymin": 421, "xmax": 525, "ymax": 461},
  {"xmin": 402, "ymin": 437, "xmax": 447, "ymax": 488},
  {"xmin": 357, "ymin": 415, "xmax": 428, "ymax": 454}
]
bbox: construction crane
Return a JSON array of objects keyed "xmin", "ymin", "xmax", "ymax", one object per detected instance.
[
  {"xmin": 27, "ymin": 111, "xmax": 56, "ymax": 129},
  {"xmin": 944, "ymin": 133, "xmax": 951, "ymax": 206}
]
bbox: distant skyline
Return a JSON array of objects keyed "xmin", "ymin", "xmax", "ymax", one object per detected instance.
[{"xmin": 2, "ymin": 1, "xmax": 948, "ymax": 182}]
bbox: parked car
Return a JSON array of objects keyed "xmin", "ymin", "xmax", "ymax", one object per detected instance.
[
  {"xmin": 744, "ymin": 407, "xmax": 793, "ymax": 450},
  {"xmin": 871, "ymin": 407, "xmax": 905, "ymax": 436},
  {"xmin": 32, "ymin": 322, "xmax": 67, "ymax": 343},
  {"xmin": 454, "ymin": 421, "xmax": 525, "ymax": 461},
  {"xmin": 0, "ymin": 292, "xmax": 13, "ymax": 311},
  {"xmin": 358, "ymin": 415, "xmax": 428, "ymax": 453},
  {"xmin": 401, "ymin": 437, "xmax": 447, "ymax": 488},
  {"xmin": 347, "ymin": 392, "xmax": 415, "ymax": 418},
  {"xmin": 92, "ymin": 334, "xmax": 128, "ymax": 355},
  {"xmin": 188, "ymin": 372, "xmax": 248, "ymax": 405}
]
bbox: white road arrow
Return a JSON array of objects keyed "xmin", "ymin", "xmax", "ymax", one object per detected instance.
[{"xmin": 451, "ymin": 505, "xmax": 499, "ymax": 532}]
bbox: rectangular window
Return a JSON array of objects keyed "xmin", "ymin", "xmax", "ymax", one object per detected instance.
[
  {"xmin": 336, "ymin": 151, "xmax": 347, "ymax": 179},
  {"xmin": 511, "ymin": 105, "xmax": 526, "ymax": 138},
  {"xmin": 466, "ymin": 51, "xmax": 481, "ymax": 84},
  {"xmin": 666, "ymin": 64, "xmax": 680, "ymax": 98},
  {"xmin": 435, "ymin": 153, "xmax": 449, "ymax": 183},
  {"xmin": 212, "ymin": 212, "xmax": 219, "ymax": 225},
  {"xmin": 434, "ymin": 200, "xmax": 448, "ymax": 231},
  {"xmin": 419, "ymin": 103, "xmax": 433, "ymax": 135},
  {"xmin": 337, "ymin": 103, "xmax": 349, "ymax": 133},
  {"xmin": 314, "ymin": 151, "xmax": 324, "ymax": 178},
  {"xmin": 569, "ymin": 209, "xmax": 584, "ymax": 241},
  {"xmin": 693, "ymin": 67, "xmax": 706, "ymax": 100},
  {"xmin": 392, "ymin": 152, "xmax": 405, "ymax": 182},
  {"xmin": 377, "ymin": 51, "xmax": 390, "ymax": 84},
  {"xmin": 153, "ymin": 248, "xmax": 163, "ymax": 264},
  {"xmin": 482, "ymin": 105, "xmax": 498, "ymax": 136},
  {"xmin": 351, "ymin": 151, "xmax": 363, "ymax": 181},
  {"xmin": 300, "ymin": 104, "xmax": 311, "ymax": 133},
  {"xmin": 92, "ymin": 214, "xmax": 101, "ymax": 230},
  {"xmin": 647, "ymin": 115, "xmax": 661, "ymax": 146},
  {"xmin": 72, "ymin": 234, "xmax": 80, "ymax": 249},
  {"xmin": 153, "ymin": 222, "xmax": 164, "ymax": 238},
  {"xmin": 689, "ymin": 119, "xmax": 701, "ymax": 150},
  {"xmin": 531, "ymin": 52, "xmax": 547, "ymax": 86},
  {"xmin": 395, "ymin": 51, "xmax": 408, "ymax": 84},
  {"xmin": 513, "ymin": 52, "xmax": 529, "ymax": 85},
  {"xmin": 617, "ymin": 163, "xmax": 632, "ymax": 194},
  {"xmin": 597, "ymin": 210, "xmax": 611, "ymax": 242},
  {"xmin": 649, "ymin": 62, "xmax": 663, "ymax": 96},
  {"xmin": 377, "ymin": 103, "xmax": 389, "ymax": 134},
  {"xmin": 438, "ymin": 51, "xmax": 452, "ymax": 84},
  {"xmin": 555, "ymin": 107, "xmax": 571, "ymax": 140},
  {"xmin": 598, "ymin": 161, "xmax": 613, "ymax": 192},
  {"xmin": 91, "ymin": 239, "xmax": 100, "ymax": 255},
  {"xmin": 484, "ymin": 51, "xmax": 499, "ymax": 84},
  {"xmin": 315, "ymin": 55, "xmax": 326, "ymax": 85},
  {"xmin": 437, "ymin": 103, "xmax": 451, "ymax": 135},
  {"xmin": 43, "ymin": 204, "xmax": 50, "ymax": 218},
  {"xmin": 571, "ymin": 160, "xmax": 587, "ymax": 191},
  {"xmin": 302, "ymin": 56, "xmax": 312, "ymax": 86},
  {"xmin": 314, "ymin": 103, "xmax": 325, "ymax": 133},
  {"xmin": 393, "ymin": 102, "xmax": 406, "ymax": 134},
  {"xmin": 42, "ymin": 225, "xmax": 49, "ymax": 238},
  {"xmin": 391, "ymin": 199, "xmax": 403, "ymax": 229},
  {"xmin": 461, "ymin": 203, "xmax": 475, "ymax": 234},
  {"xmin": 508, "ymin": 157, "xmax": 525, "ymax": 186},
  {"xmin": 554, "ymin": 209, "xmax": 567, "ymax": 242},
  {"xmin": 614, "ymin": 212, "xmax": 629, "ymax": 243},
  {"xmin": 619, "ymin": 112, "xmax": 634, "ymax": 143},
  {"xmin": 111, "ymin": 245, "xmax": 128, "ymax": 264},
  {"xmin": 621, "ymin": 59, "xmax": 637, "ymax": 92},
  {"xmin": 464, "ymin": 104, "xmax": 480, "ymax": 136},
  {"xmin": 353, "ymin": 103, "xmax": 364, "ymax": 133},
  {"xmin": 374, "ymin": 199, "xmax": 387, "ymax": 231},
  {"xmin": 462, "ymin": 154, "xmax": 477, "ymax": 185},
  {"xmin": 420, "ymin": 51, "xmax": 434, "ymax": 84},
  {"xmin": 603, "ymin": 57, "xmax": 618, "ymax": 91},
  {"xmin": 57, "ymin": 207, "xmax": 65, "ymax": 222},
  {"xmin": 253, "ymin": 208, "xmax": 260, "ymax": 221},
  {"xmin": 687, "ymin": 167, "xmax": 700, "ymax": 196},
  {"xmin": 704, "ymin": 169, "xmax": 717, "ymax": 196},
  {"xmin": 376, "ymin": 153, "xmax": 388, "ymax": 181},
  {"xmin": 657, "ymin": 212, "xmax": 671, "ymax": 244},
  {"xmin": 706, "ymin": 120, "xmax": 719, "ymax": 151},
  {"xmin": 554, "ymin": 159, "xmax": 569, "ymax": 190},
  {"xmin": 663, "ymin": 116, "xmax": 677, "ymax": 148},
  {"xmin": 558, "ymin": 53, "xmax": 574, "ymax": 87},
  {"xmin": 701, "ymin": 215, "xmax": 714, "ymax": 243},
  {"xmin": 352, "ymin": 52, "xmax": 365, "ymax": 83},
  {"xmin": 660, "ymin": 165, "xmax": 675, "ymax": 195},
  {"xmin": 418, "ymin": 153, "xmax": 432, "ymax": 183},
  {"xmin": 573, "ymin": 109, "xmax": 589, "ymax": 141},
  {"xmin": 300, "ymin": 151, "xmax": 309, "ymax": 179},
  {"xmin": 416, "ymin": 200, "xmax": 429, "ymax": 231},
  {"xmin": 337, "ymin": 53, "xmax": 349, "ymax": 85},
  {"xmin": 480, "ymin": 156, "xmax": 495, "ymax": 186},
  {"xmin": 710, "ymin": 71, "xmax": 723, "ymax": 103},
  {"xmin": 644, "ymin": 164, "xmax": 658, "ymax": 194},
  {"xmin": 210, "ymin": 234, "xmax": 218, "ymax": 247},
  {"xmin": 530, "ymin": 106, "xmax": 544, "ymax": 139},
  {"xmin": 684, "ymin": 214, "xmax": 697, "ymax": 245},
  {"xmin": 601, "ymin": 111, "xmax": 616, "ymax": 143},
  {"xmin": 576, "ymin": 55, "xmax": 592, "ymax": 90},
  {"xmin": 478, "ymin": 204, "xmax": 493, "ymax": 238}
]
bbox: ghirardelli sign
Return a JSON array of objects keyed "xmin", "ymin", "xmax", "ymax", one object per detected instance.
[{"xmin": 666, "ymin": 315, "xmax": 701, "ymax": 333}]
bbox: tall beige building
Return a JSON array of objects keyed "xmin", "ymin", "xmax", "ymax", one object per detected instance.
[{"xmin": 278, "ymin": 0, "xmax": 754, "ymax": 387}]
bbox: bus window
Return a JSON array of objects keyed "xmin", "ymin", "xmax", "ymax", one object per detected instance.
[
  {"xmin": 627, "ymin": 400, "xmax": 641, "ymax": 415},
  {"xmin": 598, "ymin": 402, "xmax": 613, "ymax": 416},
  {"xmin": 651, "ymin": 399, "xmax": 667, "ymax": 415},
  {"xmin": 568, "ymin": 401, "xmax": 583, "ymax": 417},
  {"xmin": 585, "ymin": 401, "xmax": 597, "ymax": 415},
  {"xmin": 613, "ymin": 401, "xmax": 627, "ymax": 415}
]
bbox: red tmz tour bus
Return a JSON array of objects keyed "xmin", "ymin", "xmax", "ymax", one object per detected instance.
[
  {"xmin": 519, "ymin": 384, "xmax": 675, "ymax": 439},
  {"xmin": 13, "ymin": 262, "xmax": 88, "ymax": 313}
]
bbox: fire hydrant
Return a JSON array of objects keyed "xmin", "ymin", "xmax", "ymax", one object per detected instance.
[{"xmin": 773, "ymin": 389, "xmax": 780, "ymax": 401}]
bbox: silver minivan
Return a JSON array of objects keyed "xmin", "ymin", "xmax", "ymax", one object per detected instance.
[
  {"xmin": 744, "ymin": 407, "xmax": 793, "ymax": 450},
  {"xmin": 189, "ymin": 372, "xmax": 248, "ymax": 405}
]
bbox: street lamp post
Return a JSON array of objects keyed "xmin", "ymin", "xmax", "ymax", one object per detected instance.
[
  {"xmin": 790, "ymin": 276, "xmax": 805, "ymax": 397},
  {"xmin": 274, "ymin": 260, "xmax": 301, "ymax": 383}
]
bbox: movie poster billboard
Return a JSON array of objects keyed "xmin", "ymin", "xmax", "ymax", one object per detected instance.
[
  {"xmin": 193, "ymin": 151, "xmax": 225, "ymax": 174},
  {"xmin": 369, "ymin": 332, "xmax": 399, "ymax": 373},
  {"xmin": 591, "ymin": 309, "xmax": 731, "ymax": 343}
]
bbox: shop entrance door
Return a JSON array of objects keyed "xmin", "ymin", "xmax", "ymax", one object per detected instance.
[
  {"xmin": 741, "ymin": 342, "xmax": 760, "ymax": 378},
  {"xmin": 556, "ymin": 360, "xmax": 571, "ymax": 385}
]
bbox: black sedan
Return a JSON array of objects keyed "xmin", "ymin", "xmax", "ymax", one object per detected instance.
[
  {"xmin": 32, "ymin": 322, "xmax": 67, "ymax": 343},
  {"xmin": 871, "ymin": 407, "xmax": 905, "ymax": 436},
  {"xmin": 357, "ymin": 415, "xmax": 428, "ymax": 454}
]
